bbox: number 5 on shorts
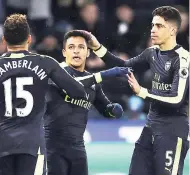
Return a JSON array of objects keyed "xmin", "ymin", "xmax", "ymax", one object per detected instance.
[{"xmin": 165, "ymin": 150, "xmax": 173, "ymax": 167}]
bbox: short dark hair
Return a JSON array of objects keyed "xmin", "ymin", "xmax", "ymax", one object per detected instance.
[
  {"xmin": 63, "ymin": 30, "xmax": 90, "ymax": 48},
  {"xmin": 3, "ymin": 14, "xmax": 30, "ymax": 45},
  {"xmin": 152, "ymin": 6, "xmax": 182, "ymax": 31}
]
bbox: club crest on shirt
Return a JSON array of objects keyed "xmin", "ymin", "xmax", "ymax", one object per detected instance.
[{"xmin": 165, "ymin": 61, "xmax": 171, "ymax": 71}]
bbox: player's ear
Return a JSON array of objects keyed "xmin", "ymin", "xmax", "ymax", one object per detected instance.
[
  {"xmin": 2, "ymin": 36, "xmax": 6, "ymax": 45},
  {"xmin": 27, "ymin": 35, "xmax": 32, "ymax": 44},
  {"xmin": 170, "ymin": 24, "xmax": 177, "ymax": 36},
  {"xmin": 62, "ymin": 49, "xmax": 66, "ymax": 57},
  {"xmin": 87, "ymin": 49, "xmax": 90, "ymax": 57},
  {"xmin": 170, "ymin": 28, "xmax": 176, "ymax": 36}
]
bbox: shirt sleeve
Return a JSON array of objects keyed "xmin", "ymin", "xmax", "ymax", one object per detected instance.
[
  {"xmin": 93, "ymin": 45, "xmax": 151, "ymax": 70},
  {"xmin": 45, "ymin": 56, "xmax": 86, "ymax": 98},
  {"xmin": 93, "ymin": 84, "xmax": 111, "ymax": 116},
  {"xmin": 59, "ymin": 61, "xmax": 103, "ymax": 88}
]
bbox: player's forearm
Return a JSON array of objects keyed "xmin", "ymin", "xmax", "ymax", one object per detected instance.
[
  {"xmin": 137, "ymin": 85, "xmax": 188, "ymax": 107},
  {"xmin": 93, "ymin": 45, "xmax": 127, "ymax": 67},
  {"xmin": 74, "ymin": 74, "xmax": 101, "ymax": 88},
  {"xmin": 93, "ymin": 45, "xmax": 149, "ymax": 68},
  {"xmin": 137, "ymin": 63, "xmax": 189, "ymax": 107},
  {"xmin": 93, "ymin": 86, "xmax": 111, "ymax": 116},
  {"xmin": 51, "ymin": 69, "xmax": 86, "ymax": 98},
  {"xmin": 75, "ymin": 67, "xmax": 132, "ymax": 87}
]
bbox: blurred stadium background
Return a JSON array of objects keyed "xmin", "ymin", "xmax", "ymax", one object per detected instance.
[{"xmin": 0, "ymin": 0, "xmax": 189, "ymax": 174}]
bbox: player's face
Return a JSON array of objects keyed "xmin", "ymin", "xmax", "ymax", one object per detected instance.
[
  {"xmin": 63, "ymin": 36, "xmax": 89, "ymax": 70},
  {"xmin": 151, "ymin": 16, "xmax": 175, "ymax": 45}
]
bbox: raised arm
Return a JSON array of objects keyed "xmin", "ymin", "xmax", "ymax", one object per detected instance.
[
  {"xmin": 46, "ymin": 57, "xmax": 131, "ymax": 97},
  {"xmin": 93, "ymin": 45, "xmax": 150, "ymax": 70},
  {"xmin": 81, "ymin": 30, "xmax": 150, "ymax": 69},
  {"xmin": 59, "ymin": 61, "xmax": 132, "ymax": 88}
]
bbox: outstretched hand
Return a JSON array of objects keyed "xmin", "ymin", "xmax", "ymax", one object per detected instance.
[
  {"xmin": 100, "ymin": 67, "xmax": 132, "ymax": 79},
  {"xmin": 127, "ymin": 72, "xmax": 141, "ymax": 94}
]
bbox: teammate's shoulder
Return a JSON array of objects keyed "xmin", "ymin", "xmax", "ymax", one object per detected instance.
[
  {"xmin": 0, "ymin": 54, "xmax": 5, "ymax": 60},
  {"xmin": 149, "ymin": 45, "xmax": 160, "ymax": 49},
  {"xmin": 142, "ymin": 45, "xmax": 159, "ymax": 55},
  {"xmin": 175, "ymin": 47, "xmax": 190, "ymax": 75},
  {"xmin": 0, "ymin": 51, "xmax": 32, "ymax": 60},
  {"xmin": 59, "ymin": 61, "xmax": 69, "ymax": 68},
  {"xmin": 37, "ymin": 54, "xmax": 59, "ymax": 63},
  {"xmin": 1, "ymin": 53, "xmax": 6, "ymax": 57},
  {"xmin": 84, "ymin": 70, "xmax": 92, "ymax": 75},
  {"xmin": 175, "ymin": 46, "xmax": 190, "ymax": 60},
  {"xmin": 36, "ymin": 53, "xmax": 54, "ymax": 59},
  {"xmin": 147, "ymin": 45, "xmax": 160, "ymax": 52}
]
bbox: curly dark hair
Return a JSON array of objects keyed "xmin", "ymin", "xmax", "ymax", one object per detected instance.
[{"xmin": 3, "ymin": 14, "xmax": 30, "ymax": 45}]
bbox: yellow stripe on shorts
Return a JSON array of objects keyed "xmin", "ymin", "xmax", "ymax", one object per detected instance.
[{"xmin": 172, "ymin": 137, "xmax": 182, "ymax": 175}]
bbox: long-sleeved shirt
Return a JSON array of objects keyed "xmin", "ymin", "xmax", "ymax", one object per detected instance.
[
  {"xmin": 44, "ymin": 64, "xmax": 115, "ymax": 157},
  {"xmin": 0, "ymin": 50, "xmax": 98, "ymax": 157},
  {"xmin": 94, "ymin": 45, "xmax": 189, "ymax": 138}
]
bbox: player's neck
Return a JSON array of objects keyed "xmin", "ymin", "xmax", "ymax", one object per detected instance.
[
  {"xmin": 159, "ymin": 37, "xmax": 177, "ymax": 51},
  {"xmin": 72, "ymin": 66, "xmax": 85, "ymax": 72},
  {"xmin": 7, "ymin": 44, "xmax": 29, "ymax": 52},
  {"xmin": 67, "ymin": 63, "xmax": 85, "ymax": 72}
]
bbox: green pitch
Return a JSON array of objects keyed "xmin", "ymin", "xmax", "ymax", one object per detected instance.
[{"xmin": 86, "ymin": 142, "xmax": 189, "ymax": 175}]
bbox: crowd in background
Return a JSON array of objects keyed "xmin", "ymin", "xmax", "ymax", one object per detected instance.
[{"xmin": 0, "ymin": 0, "xmax": 189, "ymax": 120}]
